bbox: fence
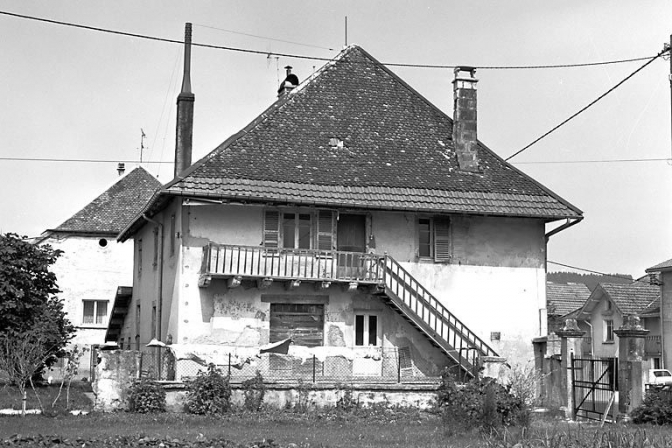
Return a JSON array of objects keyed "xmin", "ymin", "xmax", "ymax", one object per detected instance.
[{"xmin": 138, "ymin": 346, "xmax": 445, "ymax": 384}]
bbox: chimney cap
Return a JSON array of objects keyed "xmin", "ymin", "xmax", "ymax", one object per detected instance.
[{"xmin": 454, "ymin": 66, "xmax": 477, "ymax": 75}]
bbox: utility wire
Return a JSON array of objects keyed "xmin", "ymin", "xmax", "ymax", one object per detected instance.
[
  {"xmin": 0, "ymin": 157, "xmax": 172, "ymax": 164},
  {"xmin": 193, "ymin": 23, "xmax": 334, "ymax": 51},
  {"xmin": 514, "ymin": 157, "xmax": 671, "ymax": 165},
  {"xmin": 0, "ymin": 10, "xmax": 660, "ymax": 70},
  {"xmin": 548, "ymin": 261, "xmax": 635, "ymax": 282},
  {"xmin": 505, "ymin": 48, "xmax": 670, "ymax": 161},
  {"xmin": 2, "ymin": 156, "xmax": 671, "ymax": 165}
]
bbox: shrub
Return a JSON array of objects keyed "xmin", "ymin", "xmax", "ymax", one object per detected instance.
[
  {"xmin": 506, "ymin": 363, "xmax": 542, "ymax": 409},
  {"xmin": 336, "ymin": 384, "xmax": 359, "ymax": 412},
  {"xmin": 437, "ymin": 369, "xmax": 528, "ymax": 431},
  {"xmin": 128, "ymin": 378, "xmax": 166, "ymax": 413},
  {"xmin": 241, "ymin": 370, "xmax": 266, "ymax": 412},
  {"xmin": 631, "ymin": 388, "xmax": 672, "ymax": 424},
  {"xmin": 183, "ymin": 363, "xmax": 231, "ymax": 415}
]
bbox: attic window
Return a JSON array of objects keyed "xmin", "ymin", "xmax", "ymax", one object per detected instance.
[{"xmin": 329, "ymin": 138, "xmax": 345, "ymax": 149}]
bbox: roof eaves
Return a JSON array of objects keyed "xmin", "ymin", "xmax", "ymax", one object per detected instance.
[
  {"xmin": 163, "ymin": 187, "xmax": 579, "ymax": 220},
  {"xmin": 117, "ymin": 189, "xmax": 170, "ymax": 242}
]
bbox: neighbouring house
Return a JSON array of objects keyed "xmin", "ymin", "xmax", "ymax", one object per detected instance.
[
  {"xmin": 646, "ymin": 259, "xmax": 672, "ymax": 369},
  {"xmin": 546, "ymin": 281, "xmax": 591, "ymax": 354},
  {"xmin": 575, "ymin": 282, "xmax": 660, "ymax": 366},
  {"xmin": 36, "ymin": 166, "xmax": 161, "ymax": 377},
  {"xmin": 546, "ymin": 282, "xmax": 591, "ymax": 332},
  {"xmin": 111, "ymin": 32, "xmax": 582, "ymax": 383}
]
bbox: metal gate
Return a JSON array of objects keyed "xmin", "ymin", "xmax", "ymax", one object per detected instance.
[{"xmin": 571, "ymin": 355, "xmax": 618, "ymax": 422}]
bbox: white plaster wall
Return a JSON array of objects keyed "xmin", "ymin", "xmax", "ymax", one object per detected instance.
[
  {"xmin": 44, "ymin": 234, "xmax": 133, "ymax": 374},
  {"xmin": 589, "ymin": 296, "xmax": 620, "ymax": 359},
  {"xmin": 155, "ymin": 203, "xmax": 548, "ymax": 369},
  {"xmin": 371, "ymin": 211, "xmax": 547, "ymax": 367}
]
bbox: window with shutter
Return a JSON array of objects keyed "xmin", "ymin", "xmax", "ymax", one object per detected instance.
[
  {"xmin": 317, "ymin": 210, "xmax": 335, "ymax": 251},
  {"xmin": 264, "ymin": 210, "xmax": 280, "ymax": 249},
  {"xmin": 434, "ymin": 218, "xmax": 451, "ymax": 263}
]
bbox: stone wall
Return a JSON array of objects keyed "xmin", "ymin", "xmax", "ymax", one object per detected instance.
[{"xmin": 93, "ymin": 350, "xmax": 141, "ymax": 412}]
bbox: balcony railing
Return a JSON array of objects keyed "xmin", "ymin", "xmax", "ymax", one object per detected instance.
[
  {"xmin": 201, "ymin": 243, "xmax": 384, "ymax": 284},
  {"xmin": 645, "ymin": 335, "xmax": 661, "ymax": 356}
]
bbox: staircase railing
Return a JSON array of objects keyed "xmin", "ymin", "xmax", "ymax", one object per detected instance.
[{"xmin": 381, "ymin": 255, "xmax": 499, "ymax": 374}]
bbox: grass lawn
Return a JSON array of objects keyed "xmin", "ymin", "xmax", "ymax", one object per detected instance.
[
  {"xmin": 2, "ymin": 383, "xmax": 672, "ymax": 447},
  {"xmin": 0, "ymin": 380, "xmax": 93, "ymax": 415},
  {"xmin": 2, "ymin": 411, "xmax": 672, "ymax": 448}
]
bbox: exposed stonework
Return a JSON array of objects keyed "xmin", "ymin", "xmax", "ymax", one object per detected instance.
[{"xmin": 93, "ymin": 351, "xmax": 141, "ymax": 412}]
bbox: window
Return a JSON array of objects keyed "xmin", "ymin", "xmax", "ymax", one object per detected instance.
[
  {"xmin": 137, "ymin": 238, "xmax": 143, "ymax": 276},
  {"xmin": 152, "ymin": 227, "xmax": 159, "ymax": 269},
  {"xmin": 604, "ymin": 319, "xmax": 614, "ymax": 342},
  {"xmin": 82, "ymin": 300, "xmax": 108, "ymax": 325},
  {"xmin": 355, "ymin": 314, "xmax": 379, "ymax": 346},
  {"xmin": 170, "ymin": 214, "xmax": 176, "ymax": 256},
  {"xmin": 417, "ymin": 217, "xmax": 451, "ymax": 262},
  {"xmin": 418, "ymin": 218, "xmax": 432, "ymax": 258},
  {"xmin": 283, "ymin": 213, "xmax": 312, "ymax": 249},
  {"xmin": 264, "ymin": 209, "xmax": 335, "ymax": 250}
]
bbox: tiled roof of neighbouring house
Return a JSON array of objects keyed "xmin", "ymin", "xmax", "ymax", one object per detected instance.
[
  {"xmin": 163, "ymin": 45, "xmax": 581, "ymax": 220},
  {"xmin": 547, "ymin": 282, "xmax": 591, "ymax": 316},
  {"xmin": 646, "ymin": 258, "xmax": 672, "ymax": 273},
  {"xmin": 50, "ymin": 167, "xmax": 161, "ymax": 235},
  {"xmin": 599, "ymin": 282, "xmax": 660, "ymax": 317}
]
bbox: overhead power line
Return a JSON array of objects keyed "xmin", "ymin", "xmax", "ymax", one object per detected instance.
[
  {"xmin": 193, "ymin": 23, "xmax": 335, "ymax": 51},
  {"xmin": 514, "ymin": 157, "xmax": 671, "ymax": 165},
  {"xmin": 0, "ymin": 10, "xmax": 660, "ymax": 70},
  {"xmin": 2, "ymin": 156, "xmax": 671, "ymax": 166},
  {"xmin": 505, "ymin": 47, "xmax": 670, "ymax": 161},
  {"xmin": 0, "ymin": 157, "xmax": 171, "ymax": 164}
]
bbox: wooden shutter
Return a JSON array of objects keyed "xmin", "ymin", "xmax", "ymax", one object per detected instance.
[
  {"xmin": 434, "ymin": 218, "xmax": 451, "ymax": 263},
  {"xmin": 316, "ymin": 210, "xmax": 335, "ymax": 251},
  {"xmin": 263, "ymin": 210, "xmax": 280, "ymax": 249}
]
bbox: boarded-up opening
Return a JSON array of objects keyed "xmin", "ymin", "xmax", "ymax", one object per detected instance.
[
  {"xmin": 269, "ymin": 303, "xmax": 324, "ymax": 346},
  {"xmin": 269, "ymin": 303, "xmax": 324, "ymax": 374}
]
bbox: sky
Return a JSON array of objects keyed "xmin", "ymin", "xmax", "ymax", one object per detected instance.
[{"xmin": 1, "ymin": 1, "xmax": 671, "ymax": 278}]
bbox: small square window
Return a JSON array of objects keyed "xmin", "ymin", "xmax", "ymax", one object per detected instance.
[{"xmin": 82, "ymin": 300, "xmax": 108, "ymax": 325}]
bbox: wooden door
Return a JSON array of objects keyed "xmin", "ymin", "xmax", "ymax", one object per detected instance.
[{"xmin": 337, "ymin": 214, "xmax": 366, "ymax": 279}]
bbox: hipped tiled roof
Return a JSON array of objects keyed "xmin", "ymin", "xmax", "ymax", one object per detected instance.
[
  {"xmin": 164, "ymin": 45, "xmax": 581, "ymax": 219},
  {"xmin": 547, "ymin": 282, "xmax": 591, "ymax": 316},
  {"xmin": 50, "ymin": 167, "xmax": 161, "ymax": 235}
]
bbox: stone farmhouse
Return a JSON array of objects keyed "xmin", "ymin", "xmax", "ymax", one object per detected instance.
[{"xmin": 109, "ymin": 27, "xmax": 582, "ymax": 383}]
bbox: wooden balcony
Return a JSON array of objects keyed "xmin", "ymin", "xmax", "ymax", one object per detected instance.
[
  {"xmin": 199, "ymin": 243, "xmax": 384, "ymax": 288},
  {"xmin": 645, "ymin": 335, "xmax": 661, "ymax": 356}
]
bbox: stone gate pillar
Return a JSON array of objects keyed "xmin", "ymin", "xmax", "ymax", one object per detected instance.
[
  {"xmin": 556, "ymin": 318, "xmax": 585, "ymax": 419},
  {"xmin": 614, "ymin": 315, "xmax": 649, "ymax": 419}
]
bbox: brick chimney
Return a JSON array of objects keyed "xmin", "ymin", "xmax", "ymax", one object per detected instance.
[
  {"xmin": 452, "ymin": 66, "xmax": 479, "ymax": 172},
  {"xmin": 174, "ymin": 23, "xmax": 194, "ymax": 177}
]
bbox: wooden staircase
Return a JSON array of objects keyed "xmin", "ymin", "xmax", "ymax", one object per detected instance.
[{"xmin": 377, "ymin": 255, "xmax": 499, "ymax": 377}]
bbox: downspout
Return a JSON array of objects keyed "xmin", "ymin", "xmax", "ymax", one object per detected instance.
[
  {"xmin": 544, "ymin": 218, "xmax": 583, "ymax": 336},
  {"xmin": 143, "ymin": 214, "xmax": 164, "ymax": 378}
]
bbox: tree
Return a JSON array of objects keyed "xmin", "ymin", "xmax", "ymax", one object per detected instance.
[{"xmin": 0, "ymin": 233, "xmax": 74, "ymax": 378}]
